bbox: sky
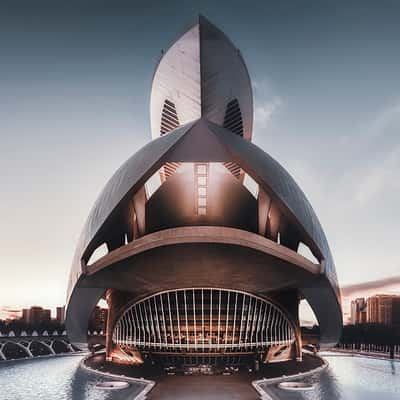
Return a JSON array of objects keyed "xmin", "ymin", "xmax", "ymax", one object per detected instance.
[{"xmin": 0, "ymin": 0, "xmax": 399, "ymax": 320}]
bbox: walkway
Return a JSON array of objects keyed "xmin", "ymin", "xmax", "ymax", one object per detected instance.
[{"xmin": 147, "ymin": 374, "xmax": 257, "ymax": 400}]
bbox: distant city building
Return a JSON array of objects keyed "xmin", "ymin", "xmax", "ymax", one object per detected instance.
[
  {"xmin": 366, "ymin": 295, "xmax": 400, "ymax": 326},
  {"xmin": 21, "ymin": 306, "xmax": 52, "ymax": 325},
  {"xmin": 56, "ymin": 306, "xmax": 65, "ymax": 323},
  {"xmin": 350, "ymin": 298, "xmax": 367, "ymax": 324},
  {"xmin": 21, "ymin": 308, "xmax": 29, "ymax": 323},
  {"xmin": 89, "ymin": 306, "xmax": 108, "ymax": 332}
]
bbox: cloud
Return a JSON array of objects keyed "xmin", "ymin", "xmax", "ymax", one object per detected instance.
[
  {"xmin": 0, "ymin": 306, "xmax": 22, "ymax": 320},
  {"xmin": 254, "ymin": 97, "xmax": 282, "ymax": 126},
  {"xmin": 252, "ymin": 80, "xmax": 283, "ymax": 128},
  {"xmin": 341, "ymin": 276, "xmax": 400, "ymax": 297},
  {"xmin": 353, "ymin": 145, "xmax": 400, "ymax": 205},
  {"xmin": 369, "ymin": 101, "xmax": 400, "ymax": 140},
  {"xmin": 334, "ymin": 100, "xmax": 400, "ymax": 208}
]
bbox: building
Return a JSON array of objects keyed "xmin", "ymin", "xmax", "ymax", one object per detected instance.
[
  {"xmin": 350, "ymin": 298, "xmax": 367, "ymax": 325},
  {"xmin": 21, "ymin": 306, "xmax": 51, "ymax": 325},
  {"xmin": 89, "ymin": 306, "xmax": 108, "ymax": 332},
  {"xmin": 21, "ymin": 309, "xmax": 29, "ymax": 323},
  {"xmin": 56, "ymin": 306, "xmax": 66, "ymax": 323},
  {"xmin": 367, "ymin": 295, "xmax": 400, "ymax": 326},
  {"xmin": 66, "ymin": 16, "xmax": 342, "ymax": 369}
]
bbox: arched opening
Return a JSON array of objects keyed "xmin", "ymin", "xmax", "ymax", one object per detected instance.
[
  {"xmin": 30, "ymin": 341, "xmax": 52, "ymax": 357},
  {"xmin": 53, "ymin": 340, "xmax": 70, "ymax": 354},
  {"xmin": 2, "ymin": 342, "xmax": 29, "ymax": 360},
  {"xmin": 87, "ymin": 243, "xmax": 108, "ymax": 266}
]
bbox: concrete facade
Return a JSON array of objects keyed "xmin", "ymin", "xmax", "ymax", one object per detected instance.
[{"xmin": 66, "ymin": 16, "xmax": 342, "ymax": 369}]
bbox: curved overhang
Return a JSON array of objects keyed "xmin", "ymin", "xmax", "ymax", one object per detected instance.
[
  {"xmin": 66, "ymin": 118, "xmax": 342, "ymax": 348},
  {"xmin": 86, "ymin": 226, "xmax": 321, "ymax": 276},
  {"xmin": 67, "ymin": 226, "xmax": 337, "ymax": 346}
]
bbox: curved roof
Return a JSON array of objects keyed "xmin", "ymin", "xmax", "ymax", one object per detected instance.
[
  {"xmin": 150, "ymin": 16, "xmax": 253, "ymax": 141},
  {"xmin": 66, "ymin": 118, "xmax": 341, "ymax": 348}
]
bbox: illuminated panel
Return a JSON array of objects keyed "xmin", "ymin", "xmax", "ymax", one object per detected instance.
[{"xmin": 195, "ymin": 163, "xmax": 208, "ymax": 216}]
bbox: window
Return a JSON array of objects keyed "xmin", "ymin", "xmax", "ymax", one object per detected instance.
[
  {"xmin": 195, "ymin": 163, "xmax": 208, "ymax": 216},
  {"xmin": 197, "ymin": 165, "xmax": 207, "ymax": 174},
  {"xmin": 198, "ymin": 197, "xmax": 207, "ymax": 206},
  {"xmin": 198, "ymin": 176, "xmax": 206, "ymax": 185},
  {"xmin": 198, "ymin": 207, "xmax": 207, "ymax": 216}
]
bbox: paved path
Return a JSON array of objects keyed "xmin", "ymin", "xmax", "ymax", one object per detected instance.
[{"xmin": 147, "ymin": 374, "xmax": 258, "ymax": 400}]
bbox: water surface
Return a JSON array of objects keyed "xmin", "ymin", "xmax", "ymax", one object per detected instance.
[
  {"xmin": 0, "ymin": 355, "xmax": 146, "ymax": 400},
  {"xmin": 261, "ymin": 354, "xmax": 400, "ymax": 400}
]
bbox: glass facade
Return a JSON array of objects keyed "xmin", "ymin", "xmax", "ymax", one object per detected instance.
[{"xmin": 113, "ymin": 289, "xmax": 295, "ymax": 354}]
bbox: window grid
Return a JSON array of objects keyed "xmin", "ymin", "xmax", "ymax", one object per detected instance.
[
  {"xmin": 113, "ymin": 289, "xmax": 295, "ymax": 353},
  {"xmin": 194, "ymin": 163, "xmax": 208, "ymax": 216}
]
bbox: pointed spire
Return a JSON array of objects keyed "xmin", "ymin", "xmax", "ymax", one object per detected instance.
[{"xmin": 150, "ymin": 17, "xmax": 253, "ymax": 142}]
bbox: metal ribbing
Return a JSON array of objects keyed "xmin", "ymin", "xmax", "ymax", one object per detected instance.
[
  {"xmin": 113, "ymin": 289, "xmax": 296, "ymax": 352},
  {"xmin": 159, "ymin": 99, "xmax": 181, "ymax": 181},
  {"xmin": 160, "ymin": 99, "xmax": 179, "ymax": 135}
]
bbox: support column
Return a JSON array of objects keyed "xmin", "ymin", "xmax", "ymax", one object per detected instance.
[
  {"xmin": 267, "ymin": 289, "xmax": 302, "ymax": 361},
  {"xmin": 105, "ymin": 289, "xmax": 138, "ymax": 361}
]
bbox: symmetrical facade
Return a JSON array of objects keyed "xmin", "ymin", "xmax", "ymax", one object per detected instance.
[{"xmin": 66, "ymin": 16, "xmax": 342, "ymax": 368}]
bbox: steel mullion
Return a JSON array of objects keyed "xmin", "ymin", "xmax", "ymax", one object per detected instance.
[
  {"xmin": 134, "ymin": 305, "xmax": 141, "ymax": 345},
  {"xmin": 245, "ymin": 296, "xmax": 252, "ymax": 349},
  {"xmin": 184, "ymin": 290, "xmax": 189, "ymax": 349},
  {"xmin": 167, "ymin": 291, "xmax": 174, "ymax": 348},
  {"xmin": 239, "ymin": 293, "xmax": 246, "ymax": 349},
  {"xmin": 232, "ymin": 292, "xmax": 238, "ymax": 347},
  {"xmin": 124, "ymin": 314, "xmax": 129, "ymax": 345},
  {"xmin": 147, "ymin": 299, "xmax": 156, "ymax": 345},
  {"xmin": 202, "ymin": 289, "xmax": 205, "ymax": 353},
  {"xmin": 124, "ymin": 316, "xmax": 127, "ymax": 345},
  {"xmin": 139, "ymin": 303, "xmax": 146, "ymax": 345},
  {"xmin": 268, "ymin": 306, "xmax": 275, "ymax": 344},
  {"xmin": 209, "ymin": 290, "xmax": 213, "ymax": 347},
  {"xmin": 127, "ymin": 310, "xmax": 133, "ymax": 344},
  {"xmin": 153, "ymin": 296, "xmax": 161, "ymax": 348},
  {"xmin": 256, "ymin": 300, "xmax": 263, "ymax": 345},
  {"xmin": 175, "ymin": 291, "xmax": 182, "ymax": 349},
  {"xmin": 261, "ymin": 303, "xmax": 267, "ymax": 344},
  {"xmin": 278, "ymin": 315, "xmax": 282, "ymax": 344},
  {"xmin": 284, "ymin": 320, "xmax": 288, "ymax": 345},
  {"xmin": 130, "ymin": 307, "xmax": 136, "ymax": 344},
  {"xmin": 250, "ymin": 298, "xmax": 258, "ymax": 346},
  {"xmin": 271, "ymin": 308, "xmax": 277, "ymax": 344},
  {"xmin": 160, "ymin": 294, "xmax": 168, "ymax": 348},
  {"xmin": 224, "ymin": 291, "xmax": 230, "ymax": 350},
  {"xmin": 256, "ymin": 302, "xmax": 264, "ymax": 346},
  {"xmin": 217, "ymin": 290, "xmax": 221, "ymax": 347},
  {"xmin": 143, "ymin": 302, "xmax": 151, "ymax": 346},
  {"xmin": 118, "ymin": 316, "xmax": 122, "ymax": 345},
  {"xmin": 266, "ymin": 304, "xmax": 272, "ymax": 344},
  {"xmin": 193, "ymin": 289, "xmax": 197, "ymax": 350}
]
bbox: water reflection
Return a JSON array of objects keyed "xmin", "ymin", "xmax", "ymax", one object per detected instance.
[
  {"xmin": 390, "ymin": 360, "xmax": 396, "ymax": 376},
  {"xmin": 261, "ymin": 355, "xmax": 400, "ymax": 400},
  {"xmin": 0, "ymin": 355, "xmax": 146, "ymax": 400}
]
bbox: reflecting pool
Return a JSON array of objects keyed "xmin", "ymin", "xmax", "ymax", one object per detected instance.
[
  {"xmin": 1, "ymin": 353, "xmax": 399, "ymax": 399},
  {"xmin": 260, "ymin": 353, "xmax": 400, "ymax": 400},
  {"xmin": 0, "ymin": 355, "xmax": 147, "ymax": 400}
]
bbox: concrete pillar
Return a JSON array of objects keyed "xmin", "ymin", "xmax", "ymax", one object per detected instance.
[
  {"xmin": 105, "ymin": 289, "xmax": 136, "ymax": 360},
  {"xmin": 268, "ymin": 289, "xmax": 302, "ymax": 361}
]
